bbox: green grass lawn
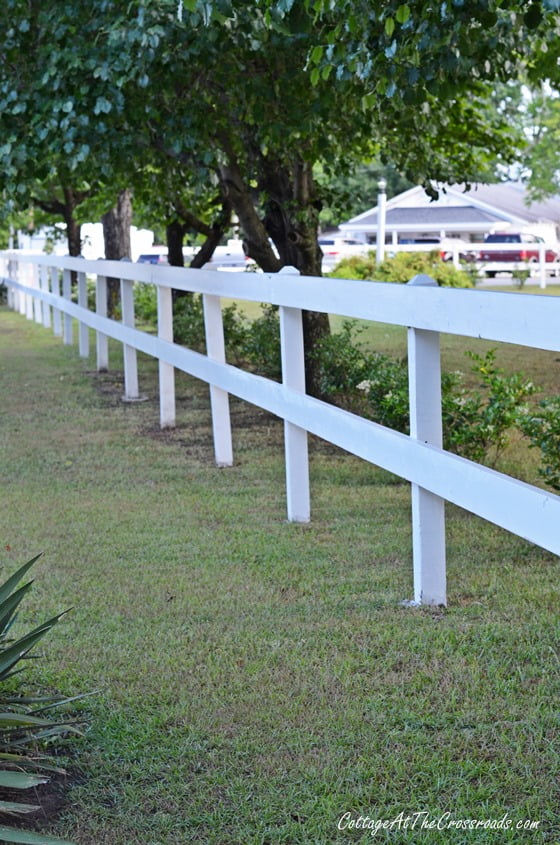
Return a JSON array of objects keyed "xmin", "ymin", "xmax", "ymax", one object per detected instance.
[{"xmin": 0, "ymin": 306, "xmax": 558, "ymax": 844}]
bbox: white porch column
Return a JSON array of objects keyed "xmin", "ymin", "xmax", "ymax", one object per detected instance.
[{"xmin": 376, "ymin": 179, "xmax": 387, "ymax": 265}]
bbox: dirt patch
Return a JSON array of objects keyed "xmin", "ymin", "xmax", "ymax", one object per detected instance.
[{"xmin": 0, "ymin": 768, "xmax": 80, "ymax": 832}]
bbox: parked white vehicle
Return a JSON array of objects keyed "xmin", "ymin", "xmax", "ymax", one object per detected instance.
[{"xmin": 319, "ymin": 236, "xmax": 371, "ymax": 269}]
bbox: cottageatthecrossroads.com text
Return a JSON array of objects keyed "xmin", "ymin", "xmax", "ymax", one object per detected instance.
[{"xmin": 337, "ymin": 811, "xmax": 541, "ymax": 836}]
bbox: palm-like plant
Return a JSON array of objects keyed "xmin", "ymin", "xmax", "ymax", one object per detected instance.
[{"xmin": 0, "ymin": 555, "xmax": 81, "ymax": 845}]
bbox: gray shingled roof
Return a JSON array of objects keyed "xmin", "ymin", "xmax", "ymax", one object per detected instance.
[
  {"xmin": 461, "ymin": 182, "xmax": 560, "ymax": 223},
  {"xmin": 355, "ymin": 206, "xmax": 504, "ymax": 227}
]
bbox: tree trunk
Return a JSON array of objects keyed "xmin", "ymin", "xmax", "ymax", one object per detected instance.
[
  {"xmin": 218, "ymin": 142, "xmax": 330, "ymax": 397},
  {"xmin": 218, "ymin": 154, "xmax": 281, "ymax": 273},
  {"xmin": 261, "ymin": 158, "xmax": 330, "ymax": 397},
  {"xmin": 101, "ymin": 188, "xmax": 132, "ymax": 317},
  {"xmin": 62, "ymin": 186, "xmax": 82, "ymax": 257},
  {"xmin": 166, "ymin": 220, "xmax": 186, "ymax": 267}
]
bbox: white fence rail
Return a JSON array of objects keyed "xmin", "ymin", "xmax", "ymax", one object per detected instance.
[{"xmin": 2, "ymin": 251, "xmax": 560, "ymax": 606}]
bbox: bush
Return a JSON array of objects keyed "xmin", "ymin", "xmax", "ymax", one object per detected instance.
[
  {"xmin": 518, "ymin": 396, "xmax": 560, "ymax": 490},
  {"xmin": 0, "ymin": 554, "xmax": 83, "ymax": 844},
  {"xmin": 443, "ymin": 350, "xmax": 537, "ymax": 464},
  {"xmin": 133, "ymin": 282, "xmax": 158, "ymax": 325},
  {"xmin": 240, "ymin": 304, "xmax": 281, "ymax": 380},
  {"xmin": 314, "ymin": 324, "xmax": 535, "ymax": 466},
  {"xmin": 312, "ymin": 320, "xmax": 370, "ymax": 398},
  {"xmin": 330, "ymin": 250, "xmax": 474, "ymax": 288},
  {"xmin": 172, "ymin": 293, "xmax": 206, "ymax": 351}
]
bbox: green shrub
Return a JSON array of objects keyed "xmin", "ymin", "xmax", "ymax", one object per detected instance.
[
  {"xmin": 173, "ymin": 293, "xmax": 206, "ymax": 351},
  {"xmin": 313, "ymin": 320, "xmax": 369, "ymax": 398},
  {"xmin": 330, "ymin": 250, "xmax": 474, "ymax": 287},
  {"xmin": 0, "ymin": 554, "xmax": 83, "ymax": 844},
  {"xmin": 443, "ymin": 350, "xmax": 537, "ymax": 463},
  {"xmin": 133, "ymin": 282, "xmax": 158, "ymax": 325},
  {"xmin": 356, "ymin": 353, "xmax": 410, "ymax": 433},
  {"xmin": 240, "ymin": 304, "xmax": 281, "ymax": 380},
  {"xmin": 518, "ymin": 396, "xmax": 560, "ymax": 490},
  {"xmin": 314, "ymin": 324, "xmax": 535, "ymax": 466}
]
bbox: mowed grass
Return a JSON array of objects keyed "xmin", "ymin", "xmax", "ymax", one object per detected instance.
[{"xmin": 0, "ymin": 304, "xmax": 559, "ymax": 844}]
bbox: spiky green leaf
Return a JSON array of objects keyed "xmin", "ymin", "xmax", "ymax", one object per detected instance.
[{"xmin": 0, "ymin": 826, "xmax": 77, "ymax": 844}]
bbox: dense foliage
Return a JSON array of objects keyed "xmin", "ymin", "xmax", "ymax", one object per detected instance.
[{"xmin": 329, "ymin": 251, "xmax": 474, "ymax": 287}]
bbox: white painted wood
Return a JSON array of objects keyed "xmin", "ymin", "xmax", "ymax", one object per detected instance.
[
  {"xmin": 32, "ymin": 264, "xmax": 43, "ymax": 324},
  {"xmin": 95, "ymin": 276, "xmax": 108, "ymax": 371},
  {"xmin": 120, "ymin": 277, "xmax": 140, "ymax": 400},
  {"xmin": 5, "ymin": 251, "xmax": 560, "ymax": 607},
  {"xmin": 157, "ymin": 284, "xmax": 176, "ymax": 428},
  {"xmin": 51, "ymin": 269, "xmax": 62, "ymax": 336},
  {"xmin": 7, "ymin": 252, "xmax": 560, "ymax": 352},
  {"xmin": 407, "ymin": 282, "xmax": 446, "ymax": 605},
  {"xmin": 77, "ymin": 271, "xmax": 89, "ymax": 358},
  {"xmin": 279, "ymin": 298, "xmax": 310, "ymax": 523},
  {"xmin": 39, "ymin": 265, "xmax": 51, "ymax": 329},
  {"xmin": 62, "ymin": 269, "xmax": 73, "ymax": 345},
  {"xmin": 24, "ymin": 262, "xmax": 34, "ymax": 320},
  {"xmin": 202, "ymin": 293, "xmax": 233, "ymax": 467}
]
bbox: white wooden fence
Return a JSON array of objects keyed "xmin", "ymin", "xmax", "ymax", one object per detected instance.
[{"xmin": 2, "ymin": 251, "xmax": 560, "ymax": 606}]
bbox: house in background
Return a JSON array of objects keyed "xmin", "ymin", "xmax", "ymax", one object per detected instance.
[{"xmin": 338, "ymin": 182, "xmax": 560, "ymax": 246}]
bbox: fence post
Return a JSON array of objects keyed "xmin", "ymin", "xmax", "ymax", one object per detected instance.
[
  {"xmin": 407, "ymin": 274, "xmax": 446, "ymax": 606},
  {"xmin": 77, "ymin": 268, "xmax": 89, "ymax": 358},
  {"xmin": 157, "ymin": 284, "xmax": 176, "ymax": 428},
  {"xmin": 39, "ymin": 265, "xmax": 51, "ymax": 329},
  {"xmin": 62, "ymin": 268, "xmax": 73, "ymax": 345},
  {"xmin": 51, "ymin": 268, "xmax": 63, "ymax": 337},
  {"xmin": 279, "ymin": 266, "xmax": 310, "ymax": 523},
  {"xmin": 31, "ymin": 264, "xmax": 43, "ymax": 325},
  {"xmin": 96, "ymin": 275, "xmax": 109, "ymax": 371},
  {"xmin": 202, "ymin": 293, "xmax": 233, "ymax": 467},
  {"xmin": 120, "ymin": 272, "xmax": 141, "ymax": 400}
]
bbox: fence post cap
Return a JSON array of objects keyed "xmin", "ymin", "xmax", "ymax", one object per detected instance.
[
  {"xmin": 278, "ymin": 265, "xmax": 300, "ymax": 275},
  {"xmin": 407, "ymin": 274, "xmax": 438, "ymax": 287}
]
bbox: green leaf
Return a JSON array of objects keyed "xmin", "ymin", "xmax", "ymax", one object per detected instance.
[
  {"xmin": 0, "ymin": 612, "xmax": 68, "ymax": 681},
  {"xmin": 0, "ymin": 713, "xmax": 55, "ymax": 727},
  {"xmin": 0, "ymin": 801, "xmax": 40, "ymax": 815},
  {"xmin": 395, "ymin": 4, "xmax": 411, "ymax": 24},
  {"xmin": 0, "ymin": 555, "xmax": 41, "ymax": 608},
  {"xmin": 384, "ymin": 16, "xmax": 395, "ymax": 37},
  {"xmin": 0, "ymin": 582, "xmax": 34, "ymax": 639},
  {"xmin": 0, "ymin": 772, "xmax": 48, "ymax": 790},
  {"xmin": 309, "ymin": 44, "xmax": 324, "ymax": 64},
  {"xmin": 0, "ymin": 826, "xmax": 77, "ymax": 844}
]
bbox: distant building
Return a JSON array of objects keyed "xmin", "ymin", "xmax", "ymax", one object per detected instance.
[{"xmin": 339, "ymin": 182, "xmax": 560, "ymax": 245}]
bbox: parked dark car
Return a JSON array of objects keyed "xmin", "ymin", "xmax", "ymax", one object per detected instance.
[
  {"xmin": 137, "ymin": 250, "xmax": 168, "ymax": 265},
  {"xmin": 480, "ymin": 233, "xmax": 559, "ymax": 276}
]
